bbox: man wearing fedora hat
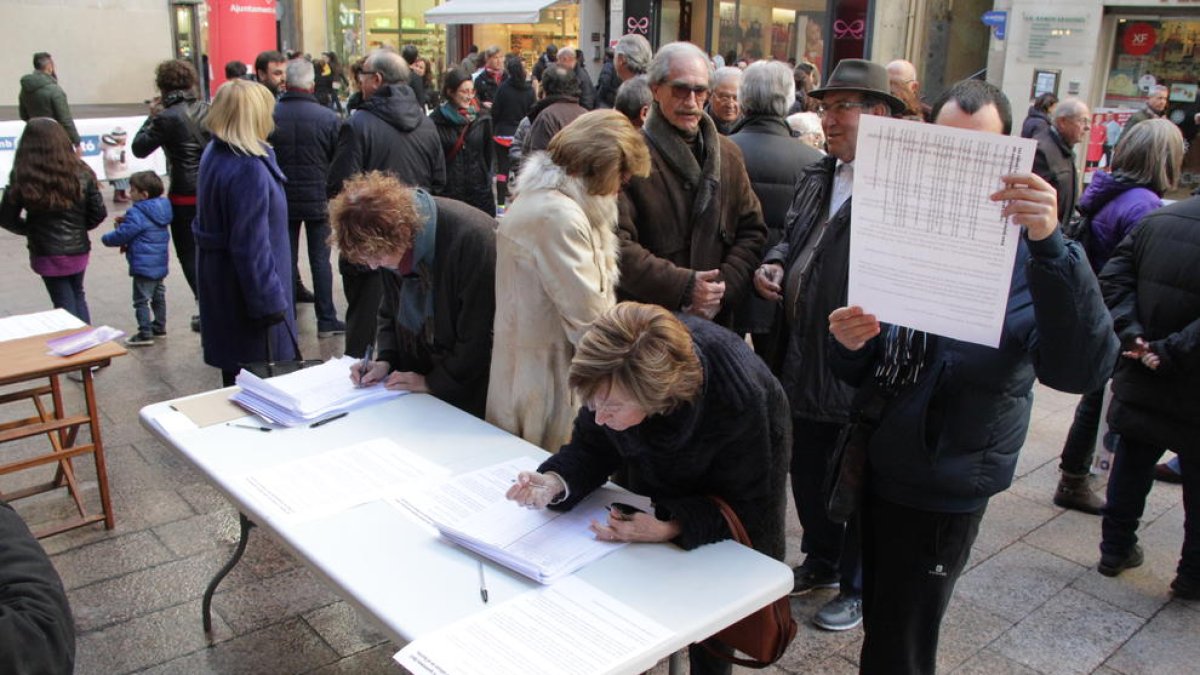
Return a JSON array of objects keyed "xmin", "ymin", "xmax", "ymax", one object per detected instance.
[{"xmin": 754, "ymin": 58, "xmax": 906, "ymax": 633}]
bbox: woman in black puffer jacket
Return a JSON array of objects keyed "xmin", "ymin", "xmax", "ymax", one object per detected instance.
[
  {"xmin": 429, "ymin": 68, "xmax": 495, "ymax": 217},
  {"xmin": 133, "ymin": 59, "xmax": 210, "ymax": 326},
  {"xmin": 1, "ymin": 118, "xmax": 106, "ymax": 322}
]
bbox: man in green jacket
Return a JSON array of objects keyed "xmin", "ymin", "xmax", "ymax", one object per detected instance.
[{"xmin": 18, "ymin": 52, "xmax": 81, "ymax": 149}]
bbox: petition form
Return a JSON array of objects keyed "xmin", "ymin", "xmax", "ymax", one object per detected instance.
[{"xmin": 848, "ymin": 115, "xmax": 1037, "ymax": 347}]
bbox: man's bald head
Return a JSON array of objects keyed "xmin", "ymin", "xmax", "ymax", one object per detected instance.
[{"xmin": 887, "ymin": 59, "xmax": 919, "ymax": 95}]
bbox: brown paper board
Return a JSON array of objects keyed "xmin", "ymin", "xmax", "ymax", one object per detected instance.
[{"xmin": 170, "ymin": 389, "xmax": 247, "ymax": 428}]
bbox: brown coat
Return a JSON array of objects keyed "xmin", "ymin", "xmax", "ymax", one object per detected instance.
[{"xmin": 616, "ymin": 108, "xmax": 766, "ymax": 325}]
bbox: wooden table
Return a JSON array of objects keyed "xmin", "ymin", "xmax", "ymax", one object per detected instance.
[{"xmin": 0, "ymin": 329, "xmax": 125, "ymax": 537}]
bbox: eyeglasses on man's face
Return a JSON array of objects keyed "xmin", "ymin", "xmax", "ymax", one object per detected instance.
[
  {"xmin": 816, "ymin": 100, "xmax": 874, "ymax": 117},
  {"xmin": 668, "ymin": 81, "xmax": 710, "ymax": 101}
]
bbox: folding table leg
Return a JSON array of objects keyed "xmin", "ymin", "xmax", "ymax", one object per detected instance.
[
  {"xmin": 668, "ymin": 650, "xmax": 684, "ymax": 675},
  {"xmin": 203, "ymin": 512, "xmax": 255, "ymax": 635}
]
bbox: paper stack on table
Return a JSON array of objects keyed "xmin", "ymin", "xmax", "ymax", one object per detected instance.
[
  {"xmin": 231, "ymin": 356, "xmax": 402, "ymax": 426},
  {"xmin": 397, "ymin": 457, "xmax": 652, "ymax": 584}
]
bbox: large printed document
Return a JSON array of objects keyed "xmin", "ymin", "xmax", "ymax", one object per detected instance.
[
  {"xmin": 232, "ymin": 356, "xmax": 403, "ymax": 426},
  {"xmin": 240, "ymin": 438, "xmax": 447, "ymax": 523},
  {"xmin": 394, "ymin": 576, "xmax": 673, "ymax": 675},
  {"xmin": 0, "ymin": 309, "xmax": 85, "ymax": 343},
  {"xmin": 398, "ymin": 457, "xmax": 652, "ymax": 583},
  {"xmin": 848, "ymin": 116, "xmax": 1037, "ymax": 347}
]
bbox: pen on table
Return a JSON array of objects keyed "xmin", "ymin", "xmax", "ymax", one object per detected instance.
[
  {"xmin": 309, "ymin": 412, "xmax": 349, "ymax": 429},
  {"xmin": 228, "ymin": 423, "xmax": 272, "ymax": 432},
  {"xmin": 478, "ymin": 559, "xmax": 488, "ymax": 604},
  {"xmin": 357, "ymin": 343, "xmax": 374, "ymax": 387}
]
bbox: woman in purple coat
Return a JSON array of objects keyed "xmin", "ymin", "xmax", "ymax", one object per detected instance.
[
  {"xmin": 193, "ymin": 79, "xmax": 296, "ymax": 385},
  {"xmin": 1054, "ymin": 117, "xmax": 1183, "ymax": 514}
]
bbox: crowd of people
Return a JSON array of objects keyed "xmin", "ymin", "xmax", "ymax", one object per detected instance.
[{"xmin": 2, "ymin": 38, "xmax": 1197, "ymax": 675}]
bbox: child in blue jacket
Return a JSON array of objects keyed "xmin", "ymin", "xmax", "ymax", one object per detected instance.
[{"xmin": 101, "ymin": 171, "xmax": 172, "ymax": 345}]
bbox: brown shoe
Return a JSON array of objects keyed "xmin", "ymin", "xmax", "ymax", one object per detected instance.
[{"xmin": 1054, "ymin": 472, "xmax": 1105, "ymax": 515}]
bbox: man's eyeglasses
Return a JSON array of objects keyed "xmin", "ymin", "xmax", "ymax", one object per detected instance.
[
  {"xmin": 713, "ymin": 92, "xmax": 737, "ymax": 103},
  {"xmin": 816, "ymin": 101, "xmax": 874, "ymax": 117},
  {"xmin": 669, "ymin": 82, "xmax": 710, "ymax": 101}
]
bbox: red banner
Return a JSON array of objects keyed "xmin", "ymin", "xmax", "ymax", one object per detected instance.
[{"xmin": 208, "ymin": 0, "xmax": 278, "ymax": 91}]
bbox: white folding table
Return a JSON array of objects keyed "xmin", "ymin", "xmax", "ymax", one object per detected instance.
[{"xmin": 140, "ymin": 391, "xmax": 792, "ymax": 674}]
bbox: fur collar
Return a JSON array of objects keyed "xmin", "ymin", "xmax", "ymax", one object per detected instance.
[
  {"xmin": 513, "ymin": 152, "xmax": 620, "ymax": 283},
  {"xmin": 643, "ymin": 102, "xmax": 721, "ymax": 217}
]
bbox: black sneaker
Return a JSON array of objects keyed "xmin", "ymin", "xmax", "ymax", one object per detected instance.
[
  {"xmin": 190, "ymin": 314, "xmax": 201, "ymax": 333},
  {"xmin": 1098, "ymin": 544, "xmax": 1144, "ymax": 577},
  {"xmin": 1170, "ymin": 575, "xmax": 1200, "ymax": 601},
  {"xmin": 124, "ymin": 332, "xmax": 155, "ymax": 346},
  {"xmin": 317, "ymin": 319, "xmax": 346, "ymax": 338},
  {"xmin": 791, "ymin": 563, "xmax": 840, "ymax": 595},
  {"xmin": 813, "ymin": 593, "xmax": 863, "ymax": 631},
  {"xmin": 152, "ymin": 328, "xmax": 168, "ymax": 338}
]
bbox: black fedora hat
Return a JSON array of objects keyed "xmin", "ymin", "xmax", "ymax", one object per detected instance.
[{"xmin": 808, "ymin": 59, "xmax": 906, "ymax": 116}]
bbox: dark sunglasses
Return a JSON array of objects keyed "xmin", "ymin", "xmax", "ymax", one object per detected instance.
[{"xmin": 669, "ymin": 82, "xmax": 710, "ymax": 100}]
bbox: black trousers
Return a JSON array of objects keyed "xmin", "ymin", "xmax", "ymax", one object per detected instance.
[
  {"xmin": 170, "ymin": 203, "xmax": 198, "ymax": 298},
  {"xmin": 1060, "ymin": 384, "xmax": 1107, "ymax": 475},
  {"xmin": 860, "ymin": 490, "xmax": 985, "ymax": 675},
  {"xmin": 791, "ymin": 417, "xmax": 861, "ymax": 593},
  {"xmin": 340, "ymin": 259, "xmax": 382, "ymax": 358}
]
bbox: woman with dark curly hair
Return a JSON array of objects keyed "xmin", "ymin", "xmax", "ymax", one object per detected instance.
[
  {"xmin": 429, "ymin": 68, "xmax": 495, "ymax": 215},
  {"xmin": 1, "ymin": 118, "xmax": 106, "ymax": 322},
  {"xmin": 133, "ymin": 58, "xmax": 210, "ymax": 331}
]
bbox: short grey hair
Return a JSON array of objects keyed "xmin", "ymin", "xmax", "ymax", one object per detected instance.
[
  {"xmin": 615, "ymin": 75, "xmax": 652, "ymax": 123},
  {"xmin": 556, "ymin": 47, "xmax": 578, "ymax": 66},
  {"xmin": 714, "ymin": 66, "xmax": 742, "ymax": 88},
  {"xmin": 787, "ymin": 111, "xmax": 824, "ymax": 149},
  {"xmin": 1053, "ymin": 97, "xmax": 1087, "ymax": 121},
  {"xmin": 1148, "ymin": 84, "xmax": 1169, "ymax": 98},
  {"xmin": 484, "ymin": 45, "xmax": 502, "ymax": 59},
  {"xmin": 366, "ymin": 49, "xmax": 409, "ymax": 85},
  {"xmin": 647, "ymin": 42, "xmax": 713, "ymax": 88},
  {"xmin": 615, "ymin": 34, "xmax": 652, "ymax": 76},
  {"xmin": 285, "ymin": 58, "xmax": 315, "ymax": 90},
  {"xmin": 1111, "ymin": 117, "xmax": 1183, "ymax": 194},
  {"xmin": 739, "ymin": 61, "xmax": 793, "ymax": 117}
]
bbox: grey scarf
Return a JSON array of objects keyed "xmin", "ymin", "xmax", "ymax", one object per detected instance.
[{"xmin": 642, "ymin": 102, "xmax": 722, "ymax": 218}]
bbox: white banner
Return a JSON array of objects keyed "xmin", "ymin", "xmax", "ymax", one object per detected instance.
[{"xmin": 0, "ymin": 116, "xmax": 167, "ymax": 190}]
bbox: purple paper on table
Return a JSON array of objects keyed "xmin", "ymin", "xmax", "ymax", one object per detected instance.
[{"xmin": 46, "ymin": 326, "xmax": 125, "ymax": 357}]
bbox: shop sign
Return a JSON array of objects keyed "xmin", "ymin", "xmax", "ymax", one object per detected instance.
[
  {"xmin": 1122, "ymin": 22, "xmax": 1157, "ymax": 56},
  {"xmin": 624, "ymin": 0, "xmax": 654, "ymax": 38},
  {"xmin": 982, "ymin": 10, "xmax": 1007, "ymax": 40},
  {"xmin": 1019, "ymin": 12, "xmax": 1092, "ymax": 65},
  {"xmin": 208, "ymin": 0, "xmax": 278, "ymax": 90}
]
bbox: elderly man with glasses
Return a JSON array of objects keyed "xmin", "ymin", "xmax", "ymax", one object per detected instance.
[
  {"xmin": 616, "ymin": 41, "xmax": 766, "ymax": 327},
  {"xmin": 753, "ymin": 58, "xmax": 905, "ymax": 634},
  {"xmin": 1033, "ymin": 97, "xmax": 1091, "ymax": 225}
]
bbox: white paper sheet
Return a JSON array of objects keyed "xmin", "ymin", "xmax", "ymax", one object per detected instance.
[
  {"xmin": 848, "ymin": 116, "xmax": 1037, "ymax": 347},
  {"xmin": 240, "ymin": 438, "xmax": 448, "ymax": 523},
  {"xmin": 0, "ymin": 309, "xmax": 86, "ymax": 342},
  {"xmin": 394, "ymin": 576, "xmax": 672, "ymax": 675}
]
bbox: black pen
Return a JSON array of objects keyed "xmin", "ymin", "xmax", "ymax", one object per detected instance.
[
  {"xmin": 309, "ymin": 412, "xmax": 348, "ymax": 428},
  {"xmin": 478, "ymin": 559, "xmax": 488, "ymax": 604},
  {"xmin": 228, "ymin": 423, "xmax": 272, "ymax": 432}
]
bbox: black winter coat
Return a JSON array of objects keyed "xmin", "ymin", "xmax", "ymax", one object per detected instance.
[
  {"xmin": 491, "ymin": 80, "xmax": 535, "ymax": 137},
  {"xmin": 594, "ymin": 60, "xmax": 618, "ymax": 109},
  {"xmin": 132, "ymin": 90, "xmax": 210, "ymax": 196},
  {"xmin": 574, "ymin": 64, "xmax": 597, "ymax": 110},
  {"xmin": 376, "ymin": 197, "xmax": 496, "ymax": 418},
  {"xmin": 428, "ymin": 107, "xmax": 495, "ymax": 216},
  {"xmin": 729, "ymin": 115, "xmax": 822, "ymax": 334},
  {"xmin": 0, "ymin": 167, "xmax": 106, "ymax": 257},
  {"xmin": 271, "ymin": 91, "xmax": 339, "ymax": 222},
  {"xmin": 1032, "ymin": 126, "xmax": 1078, "ymax": 224},
  {"xmin": 832, "ymin": 231, "xmax": 1118, "ymax": 512},
  {"xmin": 1102, "ymin": 197, "xmax": 1200, "ymax": 453},
  {"xmin": 540, "ymin": 315, "xmax": 791, "ymax": 560},
  {"xmin": 1021, "ymin": 107, "xmax": 1051, "ymax": 139},
  {"xmin": 474, "ymin": 69, "xmax": 503, "ymax": 107},
  {"xmin": 0, "ymin": 500, "xmax": 75, "ymax": 674},
  {"xmin": 764, "ymin": 156, "xmax": 856, "ymax": 422},
  {"xmin": 327, "ymin": 83, "xmax": 446, "ymax": 197}
]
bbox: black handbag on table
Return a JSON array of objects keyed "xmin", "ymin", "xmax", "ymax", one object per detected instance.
[{"xmin": 239, "ymin": 320, "xmax": 323, "ymax": 379}]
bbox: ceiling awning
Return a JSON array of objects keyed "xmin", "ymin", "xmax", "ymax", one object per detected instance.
[{"xmin": 424, "ymin": 0, "xmax": 560, "ymax": 25}]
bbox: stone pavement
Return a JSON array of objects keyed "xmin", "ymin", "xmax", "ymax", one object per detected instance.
[{"xmin": 0, "ymin": 183, "xmax": 1196, "ymax": 674}]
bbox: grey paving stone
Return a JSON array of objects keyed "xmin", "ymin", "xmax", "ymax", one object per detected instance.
[
  {"xmin": 1007, "ymin": 460, "xmax": 1065, "ymax": 507},
  {"xmin": 992, "ymin": 587, "xmax": 1142, "ymax": 674},
  {"xmin": 137, "ymin": 617, "xmax": 340, "ymax": 675},
  {"xmin": 1014, "ymin": 412, "xmax": 1070, "ymax": 478},
  {"xmin": 236, "ymin": 527, "xmax": 303, "ymax": 579},
  {"xmin": 152, "ymin": 510, "xmax": 242, "ymax": 558},
  {"xmin": 772, "ymin": 594, "xmax": 862, "ymax": 670},
  {"xmin": 1105, "ymin": 602, "xmax": 1200, "ymax": 674},
  {"xmin": 1024, "ymin": 509, "xmax": 1105, "ymax": 567},
  {"xmin": 50, "ymin": 529, "xmax": 173, "ymax": 590},
  {"xmin": 304, "ymin": 643, "xmax": 402, "ymax": 675},
  {"xmin": 74, "ymin": 599, "xmax": 233, "ymax": 675},
  {"xmin": 936, "ymin": 597, "xmax": 1014, "ymax": 672},
  {"xmin": 303, "ymin": 601, "xmax": 390, "ymax": 657},
  {"xmin": 212, "ymin": 566, "xmax": 342, "ymax": 634},
  {"xmin": 176, "ymin": 482, "xmax": 235, "ymax": 515},
  {"xmin": 952, "ymin": 648, "xmax": 1043, "ymax": 674},
  {"xmin": 956, "ymin": 542, "xmax": 1086, "ymax": 622},
  {"xmin": 969, "ymin": 491, "xmax": 1059, "ymax": 569},
  {"xmin": 70, "ymin": 548, "xmax": 254, "ymax": 632}
]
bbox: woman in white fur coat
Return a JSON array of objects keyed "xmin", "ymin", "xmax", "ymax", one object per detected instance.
[{"xmin": 487, "ymin": 110, "xmax": 651, "ymax": 452}]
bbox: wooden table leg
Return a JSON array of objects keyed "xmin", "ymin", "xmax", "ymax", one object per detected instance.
[
  {"xmin": 203, "ymin": 512, "xmax": 255, "ymax": 636},
  {"xmin": 82, "ymin": 366, "xmax": 115, "ymax": 530}
]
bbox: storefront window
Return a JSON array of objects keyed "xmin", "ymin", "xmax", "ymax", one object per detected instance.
[
  {"xmin": 710, "ymin": 0, "xmax": 826, "ymax": 70},
  {"xmin": 328, "ymin": 1, "xmax": 445, "ymax": 75},
  {"xmin": 473, "ymin": 4, "xmax": 579, "ymax": 76},
  {"xmin": 1104, "ymin": 18, "xmax": 1200, "ymax": 110}
]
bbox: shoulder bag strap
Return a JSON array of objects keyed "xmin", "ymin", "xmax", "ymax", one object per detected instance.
[
  {"xmin": 708, "ymin": 495, "xmax": 752, "ymax": 548},
  {"xmin": 446, "ymin": 121, "xmax": 471, "ymax": 164}
]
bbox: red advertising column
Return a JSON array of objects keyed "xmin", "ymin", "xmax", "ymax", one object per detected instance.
[{"xmin": 208, "ymin": 0, "xmax": 278, "ymax": 91}]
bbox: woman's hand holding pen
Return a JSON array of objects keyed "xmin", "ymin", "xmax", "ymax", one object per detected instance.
[
  {"xmin": 350, "ymin": 360, "xmax": 390, "ymax": 386},
  {"xmin": 505, "ymin": 471, "xmax": 565, "ymax": 509},
  {"xmin": 589, "ymin": 508, "xmax": 681, "ymax": 543}
]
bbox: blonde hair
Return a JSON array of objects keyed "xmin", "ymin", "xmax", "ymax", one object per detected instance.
[
  {"xmin": 328, "ymin": 171, "xmax": 422, "ymax": 264},
  {"xmin": 205, "ymin": 79, "xmax": 275, "ymax": 157},
  {"xmin": 548, "ymin": 110, "xmax": 651, "ymax": 195},
  {"xmin": 569, "ymin": 302, "xmax": 703, "ymax": 417}
]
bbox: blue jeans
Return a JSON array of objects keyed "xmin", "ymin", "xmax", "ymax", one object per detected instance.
[
  {"xmin": 289, "ymin": 219, "xmax": 337, "ymax": 326},
  {"xmin": 132, "ymin": 275, "xmax": 167, "ymax": 335},
  {"xmin": 41, "ymin": 272, "xmax": 90, "ymax": 323},
  {"xmin": 1103, "ymin": 436, "xmax": 1199, "ymax": 581}
]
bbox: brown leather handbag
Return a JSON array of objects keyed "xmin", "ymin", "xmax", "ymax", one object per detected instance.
[{"xmin": 700, "ymin": 495, "xmax": 797, "ymax": 668}]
